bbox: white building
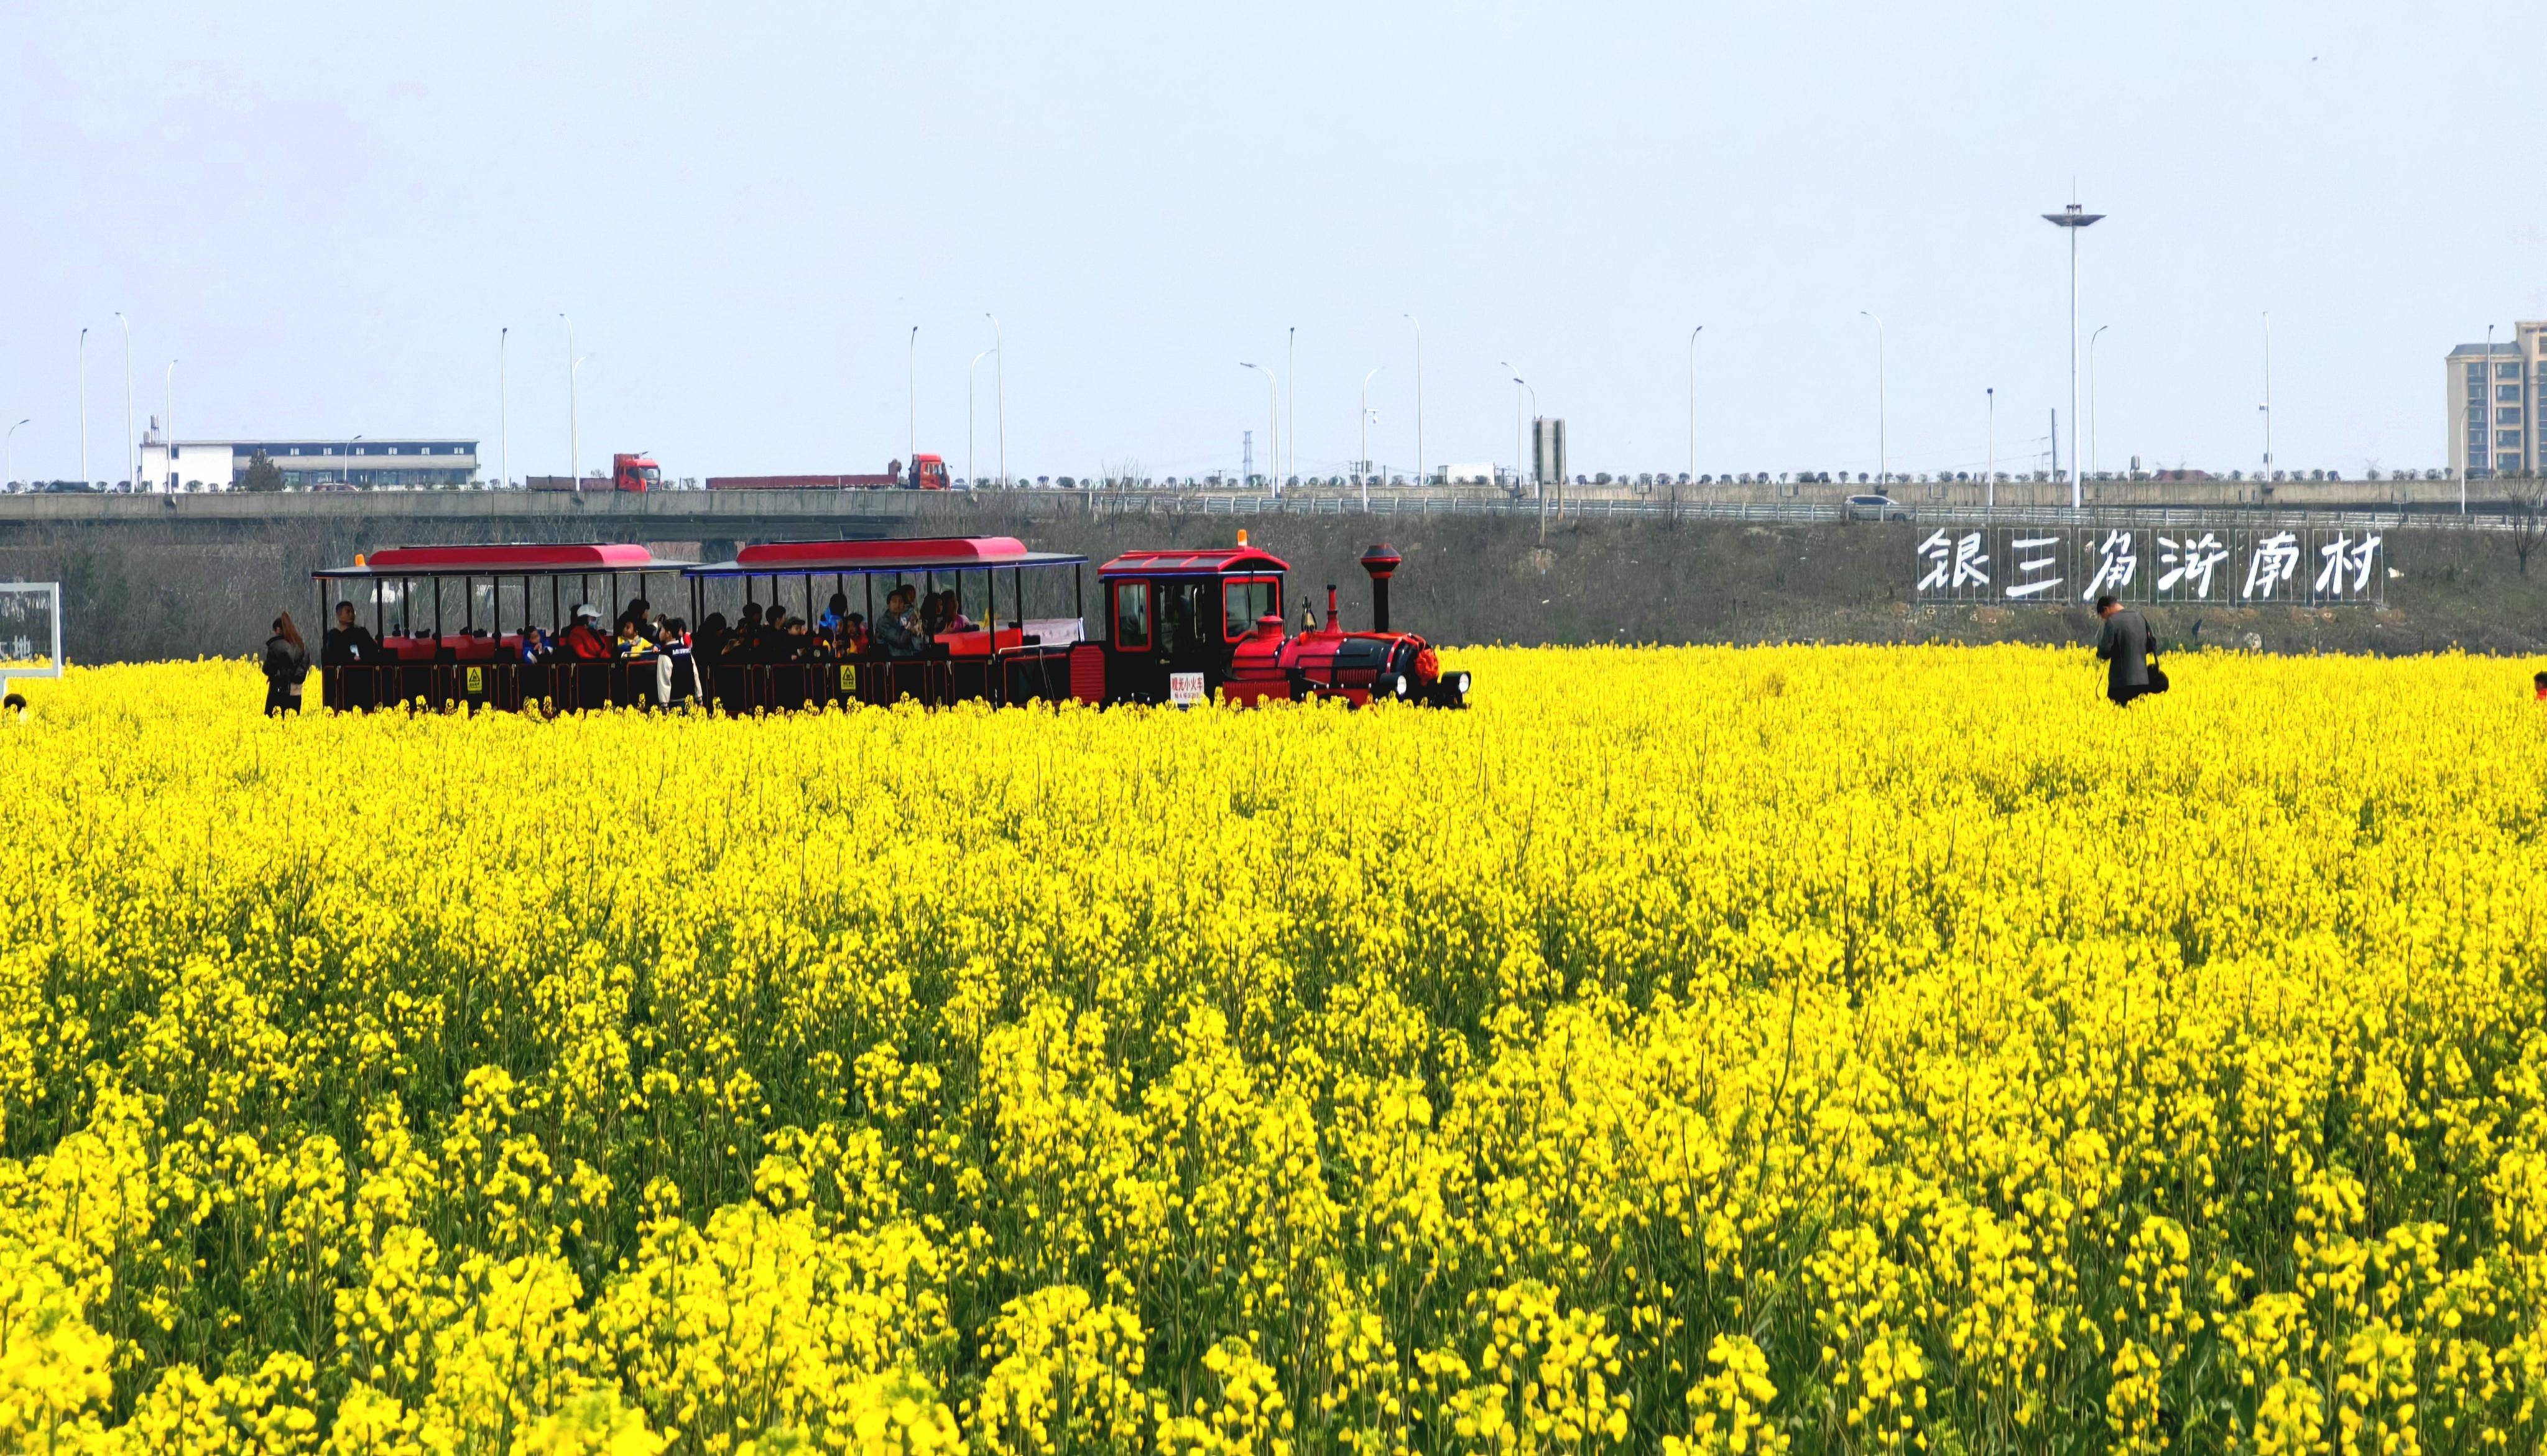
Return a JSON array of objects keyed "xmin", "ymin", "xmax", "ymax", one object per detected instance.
[
  {"xmin": 137, "ymin": 425, "xmax": 479, "ymax": 490},
  {"xmin": 2448, "ymin": 323, "xmax": 2545, "ymax": 479}
]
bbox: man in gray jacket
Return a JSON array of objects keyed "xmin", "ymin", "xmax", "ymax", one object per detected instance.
[{"xmin": 2094, "ymin": 593, "xmax": 2155, "ymax": 706}]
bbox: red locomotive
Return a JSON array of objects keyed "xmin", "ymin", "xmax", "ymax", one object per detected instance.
[
  {"xmin": 310, "ymin": 532, "xmax": 1469, "ymax": 712},
  {"xmin": 1085, "ymin": 537, "xmax": 1470, "ymax": 708}
]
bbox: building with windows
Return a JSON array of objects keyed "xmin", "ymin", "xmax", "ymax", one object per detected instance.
[
  {"xmin": 136, "ymin": 426, "xmax": 479, "ymax": 490},
  {"xmin": 2448, "ymin": 323, "xmax": 2545, "ymax": 479}
]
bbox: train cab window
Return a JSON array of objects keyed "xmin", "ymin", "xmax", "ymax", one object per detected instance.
[
  {"xmin": 1158, "ymin": 581, "xmax": 1207, "ymax": 653},
  {"xmin": 1222, "ymin": 576, "xmax": 1278, "ymax": 638},
  {"xmin": 1112, "ymin": 581, "xmax": 1150, "ymax": 649}
]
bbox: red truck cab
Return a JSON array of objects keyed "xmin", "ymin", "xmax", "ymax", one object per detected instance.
[{"xmin": 612, "ymin": 453, "xmax": 662, "ymax": 492}]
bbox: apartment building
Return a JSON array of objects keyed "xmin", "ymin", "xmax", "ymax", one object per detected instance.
[{"xmin": 2449, "ymin": 322, "xmax": 2546, "ymax": 477}]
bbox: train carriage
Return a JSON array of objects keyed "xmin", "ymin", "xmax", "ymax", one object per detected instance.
[
  {"xmin": 313, "ymin": 542, "xmax": 695, "ymax": 712},
  {"xmin": 680, "ymin": 535, "xmax": 1088, "ymax": 711}
]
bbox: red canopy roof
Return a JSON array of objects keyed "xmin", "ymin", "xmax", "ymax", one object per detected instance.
[
  {"xmin": 362, "ymin": 543, "xmax": 662, "ymax": 571},
  {"xmin": 735, "ymin": 536, "xmax": 1033, "ymax": 569},
  {"xmin": 1098, "ymin": 546, "xmax": 1290, "ymax": 575}
]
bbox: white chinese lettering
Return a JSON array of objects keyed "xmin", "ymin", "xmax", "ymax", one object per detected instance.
[
  {"xmin": 2081, "ymin": 530, "xmax": 2139, "ymax": 599},
  {"xmin": 1916, "ymin": 530, "xmax": 1953, "ymax": 592},
  {"xmin": 2156, "ymin": 533, "xmax": 2228, "ymax": 597},
  {"xmin": 2312, "ymin": 534, "xmax": 2352, "ymax": 597},
  {"xmin": 2005, "ymin": 535, "xmax": 2064, "ymax": 599},
  {"xmin": 2347, "ymin": 534, "xmax": 2382, "ymax": 594},
  {"xmin": 2242, "ymin": 532, "xmax": 2300, "ymax": 600}
]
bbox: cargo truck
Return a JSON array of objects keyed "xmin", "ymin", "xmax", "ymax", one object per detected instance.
[
  {"xmin": 526, "ymin": 453, "xmax": 662, "ymax": 492},
  {"xmin": 706, "ymin": 455, "xmax": 949, "ymax": 491}
]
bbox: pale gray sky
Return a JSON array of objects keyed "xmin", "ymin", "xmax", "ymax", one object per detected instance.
[{"xmin": 6, "ymin": 1, "xmax": 2541, "ymax": 484}]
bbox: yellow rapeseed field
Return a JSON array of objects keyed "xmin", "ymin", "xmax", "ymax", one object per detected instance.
[{"xmin": 4, "ymin": 645, "xmax": 2546, "ymax": 1455}]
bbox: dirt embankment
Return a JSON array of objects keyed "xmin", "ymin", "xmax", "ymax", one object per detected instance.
[{"xmin": 3, "ymin": 506, "xmax": 2541, "ymax": 662}]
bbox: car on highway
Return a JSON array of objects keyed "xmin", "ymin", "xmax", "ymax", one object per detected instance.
[{"xmin": 1843, "ymin": 493, "xmax": 1910, "ymax": 522}]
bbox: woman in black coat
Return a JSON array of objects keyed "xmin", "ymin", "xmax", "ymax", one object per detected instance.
[{"xmin": 262, "ymin": 613, "xmax": 311, "ymax": 715}]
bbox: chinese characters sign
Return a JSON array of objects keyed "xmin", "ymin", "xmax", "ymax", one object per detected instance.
[
  {"xmin": 1913, "ymin": 528, "xmax": 2383, "ymax": 606},
  {"xmin": 0, "ymin": 582, "xmax": 63, "ymax": 671}
]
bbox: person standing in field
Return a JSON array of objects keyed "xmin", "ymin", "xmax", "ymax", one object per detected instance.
[
  {"xmin": 2094, "ymin": 593, "xmax": 2155, "ymax": 706},
  {"xmin": 261, "ymin": 613, "xmax": 310, "ymax": 716}
]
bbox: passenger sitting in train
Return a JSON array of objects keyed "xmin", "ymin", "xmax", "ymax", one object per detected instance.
[
  {"xmin": 835, "ymin": 612, "xmax": 868, "ymax": 653},
  {"xmin": 517, "ymin": 626, "xmax": 552, "ymax": 664},
  {"xmin": 693, "ymin": 613, "xmax": 729, "ymax": 665},
  {"xmin": 724, "ymin": 604, "xmax": 765, "ymax": 662},
  {"xmin": 322, "ymin": 601, "xmax": 382, "ymax": 665},
  {"xmin": 558, "ymin": 606, "xmax": 614, "ymax": 661},
  {"xmin": 872, "ymin": 587, "xmax": 925, "ymax": 658},
  {"xmin": 819, "ymin": 592, "xmax": 850, "ymax": 634},
  {"xmin": 613, "ymin": 617, "xmax": 655, "ymax": 658},
  {"xmin": 924, "ymin": 591, "xmax": 975, "ymax": 636}
]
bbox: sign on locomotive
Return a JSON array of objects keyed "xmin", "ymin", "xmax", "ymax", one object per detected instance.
[{"xmin": 310, "ymin": 533, "xmax": 1471, "ymax": 714}]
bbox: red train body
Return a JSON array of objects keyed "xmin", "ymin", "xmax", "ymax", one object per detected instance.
[{"xmin": 310, "ymin": 533, "xmax": 1469, "ymax": 713}]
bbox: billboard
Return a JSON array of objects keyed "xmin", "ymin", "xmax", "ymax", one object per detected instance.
[{"xmin": 1913, "ymin": 527, "xmax": 2385, "ymax": 606}]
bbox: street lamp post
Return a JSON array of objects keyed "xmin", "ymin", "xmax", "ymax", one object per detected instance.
[
  {"xmin": 1359, "ymin": 366, "xmax": 1382, "ymax": 509},
  {"xmin": 2089, "ymin": 324, "xmax": 2109, "ymax": 479},
  {"xmin": 1688, "ymin": 325, "xmax": 1703, "ymax": 482},
  {"xmin": 2260, "ymin": 311, "xmax": 2275, "ymax": 484},
  {"xmin": 985, "ymin": 314, "xmax": 1004, "ymax": 488},
  {"xmin": 78, "ymin": 328, "xmax": 88, "ymax": 489},
  {"xmin": 2041, "ymin": 200, "xmax": 2104, "ymax": 509},
  {"xmin": 1240, "ymin": 363, "xmax": 1279, "ymax": 491},
  {"xmin": 1859, "ymin": 311, "xmax": 1886, "ymax": 485},
  {"xmin": 560, "ymin": 313, "xmax": 576, "ymax": 489},
  {"xmin": 968, "ymin": 348, "xmax": 992, "ymax": 486},
  {"xmin": 164, "ymin": 360, "xmax": 177, "ymax": 491},
  {"xmin": 4, "ymin": 418, "xmax": 29, "ymax": 491},
  {"xmin": 1500, "ymin": 361, "xmax": 1525, "ymax": 493},
  {"xmin": 114, "ymin": 313, "xmax": 133, "ymax": 491},
  {"xmin": 1285, "ymin": 326, "xmax": 1295, "ymax": 491},
  {"xmin": 1404, "ymin": 313, "xmax": 1423, "ymax": 486},
  {"xmin": 1985, "ymin": 387, "xmax": 1996, "ymax": 511},
  {"xmin": 499, "ymin": 327, "xmax": 511, "ymax": 489},
  {"xmin": 905, "ymin": 326, "xmax": 918, "ymax": 481}
]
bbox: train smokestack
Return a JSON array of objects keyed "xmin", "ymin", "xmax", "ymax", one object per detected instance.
[{"xmin": 1359, "ymin": 543, "xmax": 1403, "ymax": 634}]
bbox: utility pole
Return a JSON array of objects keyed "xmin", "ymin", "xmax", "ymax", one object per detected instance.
[
  {"xmin": 1359, "ymin": 366, "xmax": 1382, "ymax": 509},
  {"xmin": 164, "ymin": 359, "xmax": 177, "ymax": 490},
  {"xmin": 78, "ymin": 328, "xmax": 88, "ymax": 488},
  {"xmin": 1687, "ymin": 325, "xmax": 1703, "ymax": 482},
  {"xmin": 1285, "ymin": 326, "xmax": 1295, "ymax": 491},
  {"xmin": 2041, "ymin": 199, "xmax": 2104, "ymax": 509},
  {"xmin": 2261, "ymin": 311, "xmax": 2274, "ymax": 484},
  {"xmin": 115, "ymin": 313, "xmax": 132, "ymax": 491},
  {"xmin": 1404, "ymin": 313, "xmax": 1423, "ymax": 486},
  {"xmin": 1859, "ymin": 311, "xmax": 1886, "ymax": 484},
  {"xmin": 986, "ymin": 313, "xmax": 1004, "ymax": 489},
  {"xmin": 2089, "ymin": 324, "xmax": 2109, "ymax": 479},
  {"xmin": 907, "ymin": 326, "xmax": 918, "ymax": 481},
  {"xmin": 499, "ymin": 327, "xmax": 510, "ymax": 489},
  {"xmin": 1985, "ymin": 387, "xmax": 1995, "ymax": 510},
  {"xmin": 560, "ymin": 313, "xmax": 576, "ymax": 489},
  {"xmin": 968, "ymin": 348, "xmax": 992, "ymax": 486}
]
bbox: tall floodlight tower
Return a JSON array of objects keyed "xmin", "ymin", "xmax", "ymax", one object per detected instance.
[{"xmin": 2041, "ymin": 200, "xmax": 2104, "ymax": 510}]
